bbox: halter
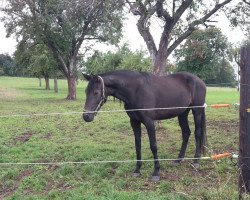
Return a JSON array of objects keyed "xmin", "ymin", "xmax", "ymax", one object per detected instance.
[{"xmin": 94, "ymin": 76, "xmax": 106, "ymax": 114}]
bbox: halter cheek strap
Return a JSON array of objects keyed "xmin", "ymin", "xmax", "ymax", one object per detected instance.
[
  {"xmin": 98, "ymin": 76, "xmax": 105, "ymax": 100},
  {"xmin": 94, "ymin": 76, "xmax": 106, "ymax": 113}
]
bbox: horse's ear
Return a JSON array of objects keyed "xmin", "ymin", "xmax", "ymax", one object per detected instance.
[{"xmin": 82, "ymin": 72, "xmax": 93, "ymax": 81}]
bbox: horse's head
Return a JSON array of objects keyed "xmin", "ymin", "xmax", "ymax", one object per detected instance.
[{"xmin": 82, "ymin": 73, "xmax": 107, "ymax": 122}]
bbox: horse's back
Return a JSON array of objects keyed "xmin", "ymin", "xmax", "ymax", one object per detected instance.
[{"xmin": 137, "ymin": 72, "xmax": 206, "ymax": 119}]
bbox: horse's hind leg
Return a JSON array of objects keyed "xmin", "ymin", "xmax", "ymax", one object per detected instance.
[
  {"xmin": 192, "ymin": 108, "xmax": 203, "ymax": 168},
  {"xmin": 174, "ymin": 109, "xmax": 191, "ymax": 165},
  {"xmin": 130, "ymin": 118, "xmax": 142, "ymax": 177}
]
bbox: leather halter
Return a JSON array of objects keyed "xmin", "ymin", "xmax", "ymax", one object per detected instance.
[{"xmin": 94, "ymin": 76, "xmax": 106, "ymax": 114}]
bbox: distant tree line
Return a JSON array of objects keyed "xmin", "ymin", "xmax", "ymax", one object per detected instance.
[
  {"xmin": 0, "ymin": 27, "xmax": 238, "ymax": 88},
  {"xmin": 83, "ymin": 44, "xmax": 152, "ymax": 75}
]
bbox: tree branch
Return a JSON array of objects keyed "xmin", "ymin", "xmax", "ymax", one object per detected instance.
[
  {"xmin": 126, "ymin": 0, "xmax": 158, "ymax": 63},
  {"xmin": 243, "ymin": 0, "xmax": 250, "ymax": 6},
  {"xmin": 43, "ymin": 25, "xmax": 69, "ymax": 75},
  {"xmin": 167, "ymin": 0, "xmax": 233, "ymax": 57},
  {"xmin": 156, "ymin": 0, "xmax": 172, "ymax": 22},
  {"xmin": 173, "ymin": 0, "xmax": 193, "ymax": 25},
  {"xmin": 234, "ymin": 51, "xmax": 240, "ymax": 66},
  {"xmin": 191, "ymin": 0, "xmax": 232, "ymax": 28},
  {"xmin": 167, "ymin": 26, "xmax": 195, "ymax": 57}
]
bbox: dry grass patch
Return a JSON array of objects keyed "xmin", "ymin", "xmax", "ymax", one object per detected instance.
[{"xmin": 0, "ymin": 87, "xmax": 25, "ymax": 100}]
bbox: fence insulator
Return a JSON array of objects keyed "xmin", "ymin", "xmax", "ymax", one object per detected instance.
[
  {"xmin": 211, "ymin": 153, "xmax": 231, "ymax": 160},
  {"xmin": 211, "ymin": 104, "xmax": 230, "ymax": 108}
]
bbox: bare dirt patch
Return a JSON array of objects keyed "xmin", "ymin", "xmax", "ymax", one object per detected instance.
[
  {"xmin": 12, "ymin": 131, "xmax": 34, "ymax": 145},
  {"xmin": 207, "ymin": 119, "xmax": 239, "ymax": 131},
  {"xmin": 41, "ymin": 132, "xmax": 53, "ymax": 140},
  {"xmin": 0, "ymin": 87, "xmax": 25, "ymax": 101},
  {"xmin": 0, "ymin": 169, "xmax": 33, "ymax": 199}
]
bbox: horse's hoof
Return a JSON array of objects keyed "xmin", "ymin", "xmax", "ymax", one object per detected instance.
[
  {"xmin": 150, "ymin": 176, "xmax": 160, "ymax": 182},
  {"xmin": 133, "ymin": 172, "xmax": 141, "ymax": 178},
  {"xmin": 193, "ymin": 163, "xmax": 200, "ymax": 169}
]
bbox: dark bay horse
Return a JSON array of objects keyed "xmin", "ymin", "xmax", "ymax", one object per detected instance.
[{"xmin": 83, "ymin": 70, "xmax": 206, "ymax": 181}]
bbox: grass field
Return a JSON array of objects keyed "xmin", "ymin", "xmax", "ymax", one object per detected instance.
[{"xmin": 0, "ymin": 76, "xmax": 243, "ymax": 199}]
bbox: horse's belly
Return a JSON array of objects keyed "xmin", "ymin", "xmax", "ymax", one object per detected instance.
[{"xmin": 152, "ymin": 108, "xmax": 187, "ymax": 120}]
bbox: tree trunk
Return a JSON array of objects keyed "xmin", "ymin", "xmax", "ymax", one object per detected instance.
[
  {"xmin": 39, "ymin": 78, "xmax": 42, "ymax": 87},
  {"xmin": 66, "ymin": 75, "xmax": 76, "ymax": 100},
  {"xmin": 153, "ymin": 53, "xmax": 168, "ymax": 76},
  {"xmin": 54, "ymin": 76, "xmax": 58, "ymax": 93},
  {"xmin": 44, "ymin": 76, "xmax": 50, "ymax": 90}
]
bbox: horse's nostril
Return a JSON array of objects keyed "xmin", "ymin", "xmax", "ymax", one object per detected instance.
[{"xmin": 83, "ymin": 114, "xmax": 88, "ymax": 120}]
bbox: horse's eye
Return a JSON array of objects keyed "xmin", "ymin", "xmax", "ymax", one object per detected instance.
[{"xmin": 94, "ymin": 91, "xmax": 98, "ymax": 95}]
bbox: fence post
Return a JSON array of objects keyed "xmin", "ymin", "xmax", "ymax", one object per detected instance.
[{"xmin": 239, "ymin": 46, "xmax": 250, "ymax": 198}]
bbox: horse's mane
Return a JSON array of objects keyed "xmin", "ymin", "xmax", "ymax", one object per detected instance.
[
  {"xmin": 100, "ymin": 70, "xmax": 152, "ymax": 104},
  {"xmin": 101, "ymin": 70, "xmax": 152, "ymax": 81}
]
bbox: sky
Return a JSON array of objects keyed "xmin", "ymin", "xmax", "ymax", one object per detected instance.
[
  {"xmin": 0, "ymin": 3, "xmax": 246, "ymax": 56},
  {"xmin": 0, "ymin": 21, "xmax": 17, "ymax": 55}
]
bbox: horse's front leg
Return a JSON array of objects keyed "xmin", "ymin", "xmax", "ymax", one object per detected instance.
[
  {"xmin": 144, "ymin": 119, "xmax": 160, "ymax": 182},
  {"xmin": 130, "ymin": 118, "xmax": 142, "ymax": 177}
]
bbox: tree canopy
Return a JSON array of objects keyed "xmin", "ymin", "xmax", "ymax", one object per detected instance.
[
  {"xmin": 175, "ymin": 27, "xmax": 236, "ymax": 85},
  {"xmin": 1, "ymin": 0, "xmax": 124, "ymax": 99},
  {"xmin": 0, "ymin": 54, "xmax": 15, "ymax": 76}
]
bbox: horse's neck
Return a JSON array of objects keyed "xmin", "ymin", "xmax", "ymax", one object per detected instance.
[{"xmin": 104, "ymin": 75, "xmax": 133, "ymax": 104}]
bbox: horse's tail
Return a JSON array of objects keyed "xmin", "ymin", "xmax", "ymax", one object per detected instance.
[{"xmin": 201, "ymin": 107, "xmax": 207, "ymax": 155}]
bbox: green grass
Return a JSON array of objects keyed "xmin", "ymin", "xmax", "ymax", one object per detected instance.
[{"xmin": 0, "ymin": 76, "xmax": 243, "ymax": 199}]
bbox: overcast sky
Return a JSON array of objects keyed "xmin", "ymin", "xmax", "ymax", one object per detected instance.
[{"xmin": 0, "ymin": 4, "xmax": 246, "ymax": 56}]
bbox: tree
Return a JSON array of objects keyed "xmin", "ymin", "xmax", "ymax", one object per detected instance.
[
  {"xmin": 126, "ymin": 0, "xmax": 235, "ymax": 75},
  {"xmin": 0, "ymin": 54, "xmax": 15, "ymax": 76},
  {"xmin": 84, "ymin": 44, "xmax": 151, "ymax": 74},
  {"xmin": 14, "ymin": 40, "xmax": 59, "ymax": 91},
  {"xmin": 175, "ymin": 27, "xmax": 236, "ymax": 85},
  {"xmin": 216, "ymin": 58, "xmax": 236, "ymax": 86},
  {"xmin": 28, "ymin": 44, "xmax": 58, "ymax": 91},
  {"xmin": 226, "ymin": 0, "xmax": 250, "ymax": 32},
  {"xmin": 1, "ymin": 0, "xmax": 124, "ymax": 100}
]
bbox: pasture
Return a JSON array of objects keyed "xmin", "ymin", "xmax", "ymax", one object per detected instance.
[{"xmin": 0, "ymin": 76, "xmax": 240, "ymax": 199}]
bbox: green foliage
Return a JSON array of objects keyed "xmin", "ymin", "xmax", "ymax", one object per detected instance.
[
  {"xmin": 0, "ymin": 54, "xmax": 15, "ymax": 76},
  {"xmin": 175, "ymin": 28, "xmax": 236, "ymax": 85},
  {"xmin": 226, "ymin": 1, "xmax": 250, "ymax": 33},
  {"xmin": 2, "ymin": 0, "xmax": 124, "ymax": 67},
  {"xmin": 14, "ymin": 41, "xmax": 58, "ymax": 78},
  {"xmin": 215, "ymin": 59, "xmax": 236, "ymax": 86},
  {"xmin": 84, "ymin": 44, "xmax": 152, "ymax": 74}
]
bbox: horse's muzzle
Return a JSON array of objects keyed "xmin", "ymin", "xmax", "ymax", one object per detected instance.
[{"xmin": 83, "ymin": 112, "xmax": 94, "ymax": 122}]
